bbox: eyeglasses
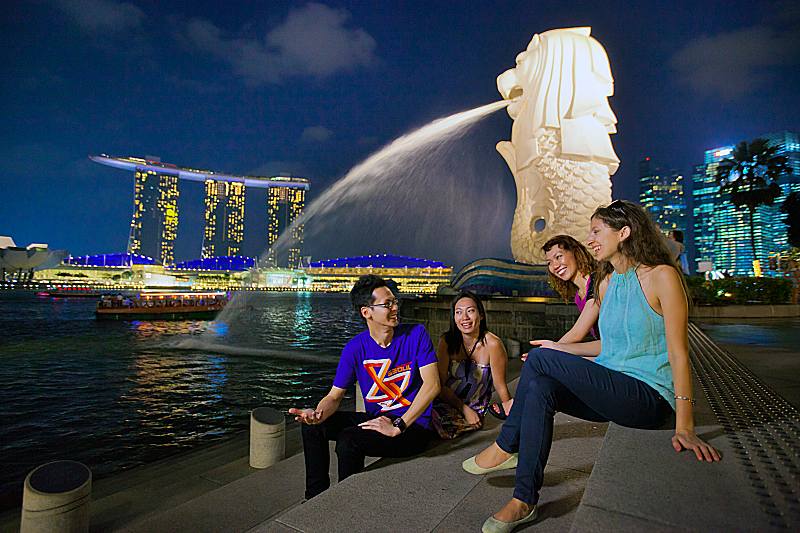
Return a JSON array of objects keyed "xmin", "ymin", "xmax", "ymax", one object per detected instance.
[{"xmin": 365, "ymin": 299, "xmax": 401, "ymax": 310}]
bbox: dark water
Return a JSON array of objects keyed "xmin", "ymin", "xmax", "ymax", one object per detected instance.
[
  {"xmin": 0, "ymin": 292, "xmax": 364, "ymax": 508},
  {"xmin": 697, "ymin": 318, "xmax": 800, "ymax": 350}
]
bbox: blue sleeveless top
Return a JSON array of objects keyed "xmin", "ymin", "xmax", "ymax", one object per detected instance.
[{"xmin": 595, "ymin": 267, "xmax": 675, "ymax": 410}]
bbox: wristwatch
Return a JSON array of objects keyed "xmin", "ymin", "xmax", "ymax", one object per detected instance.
[{"xmin": 392, "ymin": 417, "xmax": 407, "ymax": 433}]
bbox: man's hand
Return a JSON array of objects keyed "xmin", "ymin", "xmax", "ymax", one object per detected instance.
[
  {"xmin": 288, "ymin": 407, "xmax": 321, "ymax": 425},
  {"xmin": 358, "ymin": 416, "xmax": 401, "ymax": 437}
]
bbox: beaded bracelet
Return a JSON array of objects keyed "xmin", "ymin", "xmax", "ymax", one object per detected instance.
[{"xmin": 674, "ymin": 395, "xmax": 696, "ymax": 405}]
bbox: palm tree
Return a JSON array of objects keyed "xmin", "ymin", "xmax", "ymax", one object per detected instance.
[
  {"xmin": 715, "ymin": 138, "xmax": 788, "ymax": 275},
  {"xmin": 782, "ymin": 192, "xmax": 800, "ymax": 249}
]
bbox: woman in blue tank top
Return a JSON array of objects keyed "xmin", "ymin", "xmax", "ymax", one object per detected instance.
[{"xmin": 463, "ymin": 200, "xmax": 721, "ymax": 533}]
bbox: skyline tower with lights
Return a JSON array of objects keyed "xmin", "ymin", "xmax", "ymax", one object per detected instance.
[
  {"xmin": 638, "ymin": 157, "xmax": 686, "ymax": 236},
  {"xmin": 266, "ymin": 178, "xmax": 308, "ymax": 269},
  {"xmin": 202, "ymin": 180, "xmax": 245, "ymax": 258},
  {"xmin": 91, "ymin": 155, "xmax": 310, "ymax": 265},
  {"xmin": 691, "ymin": 131, "xmax": 799, "ymax": 275}
]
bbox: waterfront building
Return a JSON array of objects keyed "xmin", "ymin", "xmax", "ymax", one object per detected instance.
[
  {"xmin": 202, "ymin": 180, "xmax": 245, "ymax": 258},
  {"xmin": 0, "ymin": 236, "xmax": 65, "ymax": 286},
  {"xmin": 306, "ymin": 254, "xmax": 452, "ymax": 294},
  {"xmin": 91, "ymin": 155, "xmax": 310, "ymax": 264},
  {"xmin": 451, "ymin": 258, "xmax": 556, "ymax": 298},
  {"xmin": 639, "ymin": 158, "xmax": 686, "ymax": 235},
  {"xmin": 129, "ymin": 168, "xmax": 180, "ymax": 265},
  {"xmin": 36, "ymin": 252, "xmax": 309, "ymax": 291},
  {"xmin": 266, "ymin": 178, "xmax": 308, "ymax": 269},
  {"xmin": 691, "ymin": 131, "xmax": 800, "ymax": 275}
]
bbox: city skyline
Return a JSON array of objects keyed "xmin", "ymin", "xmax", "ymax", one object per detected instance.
[
  {"xmin": 691, "ymin": 130, "xmax": 800, "ymax": 276},
  {"xmin": 93, "ymin": 154, "xmax": 310, "ymax": 266},
  {"xmin": 2, "ymin": 1, "xmax": 799, "ymax": 269}
]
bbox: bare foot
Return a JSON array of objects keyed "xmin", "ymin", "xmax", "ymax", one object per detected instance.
[
  {"xmin": 475, "ymin": 442, "xmax": 513, "ymax": 469},
  {"xmin": 494, "ymin": 498, "xmax": 533, "ymax": 523}
]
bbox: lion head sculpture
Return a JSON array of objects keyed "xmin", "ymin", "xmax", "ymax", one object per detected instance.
[{"xmin": 496, "ymin": 27, "xmax": 619, "ymax": 263}]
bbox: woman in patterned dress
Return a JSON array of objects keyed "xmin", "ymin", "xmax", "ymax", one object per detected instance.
[{"xmin": 431, "ymin": 291, "xmax": 512, "ymax": 439}]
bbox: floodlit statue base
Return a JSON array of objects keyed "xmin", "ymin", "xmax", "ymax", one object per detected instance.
[{"xmin": 496, "ymin": 27, "xmax": 619, "ymax": 263}]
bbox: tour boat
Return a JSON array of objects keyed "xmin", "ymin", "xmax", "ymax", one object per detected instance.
[
  {"xmin": 95, "ymin": 291, "xmax": 228, "ymax": 320},
  {"xmin": 39, "ymin": 286, "xmax": 109, "ymax": 298}
]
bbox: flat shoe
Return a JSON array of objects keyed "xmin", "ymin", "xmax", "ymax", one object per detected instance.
[
  {"xmin": 462, "ymin": 452, "xmax": 518, "ymax": 474},
  {"xmin": 481, "ymin": 505, "xmax": 537, "ymax": 533}
]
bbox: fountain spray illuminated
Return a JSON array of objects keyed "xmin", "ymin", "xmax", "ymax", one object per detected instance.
[{"xmin": 210, "ymin": 99, "xmax": 511, "ymax": 327}]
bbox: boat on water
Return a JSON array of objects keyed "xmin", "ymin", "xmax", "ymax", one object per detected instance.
[
  {"xmin": 95, "ymin": 291, "xmax": 228, "ymax": 320},
  {"xmin": 38, "ymin": 286, "xmax": 112, "ymax": 298}
]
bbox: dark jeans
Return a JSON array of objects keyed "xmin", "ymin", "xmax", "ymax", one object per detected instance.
[
  {"xmin": 301, "ymin": 411, "xmax": 434, "ymax": 499},
  {"xmin": 497, "ymin": 348, "xmax": 672, "ymax": 505}
]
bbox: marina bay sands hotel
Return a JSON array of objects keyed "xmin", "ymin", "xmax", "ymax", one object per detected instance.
[{"xmin": 91, "ymin": 155, "xmax": 309, "ymax": 268}]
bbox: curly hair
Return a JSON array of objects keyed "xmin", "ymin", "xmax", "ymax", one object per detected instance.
[
  {"xmin": 591, "ymin": 200, "xmax": 690, "ymax": 304},
  {"xmin": 442, "ymin": 291, "xmax": 488, "ymax": 357},
  {"xmin": 542, "ymin": 235, "xmax": 598, "ymax": 302}
]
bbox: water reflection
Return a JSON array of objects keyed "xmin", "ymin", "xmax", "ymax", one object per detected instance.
[
  {"xmin": 293, "ymin": 293, "xmax": 313, "ymax": 346},
  {"xmin": 0, "ymin": 293, "xmax": 361, "ymax": 508},
  {"xmin": 128, "ymin": 319, "xmax": 210, "ymax": 339}
]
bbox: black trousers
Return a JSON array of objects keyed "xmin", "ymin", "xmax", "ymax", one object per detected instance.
[{"xmin": 301, "ymin": 411, "xmax": 434, "ymax": 499}]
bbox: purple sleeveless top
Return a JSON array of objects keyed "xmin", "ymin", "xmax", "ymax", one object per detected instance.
[{"xmin": 574, "ymin": 275, "xmax": 598, "ymax": 339}]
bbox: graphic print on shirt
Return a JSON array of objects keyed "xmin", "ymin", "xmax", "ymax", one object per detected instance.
[{"xmin": 363, "ymin": 359, "xmax": 412, "ymax": 411}]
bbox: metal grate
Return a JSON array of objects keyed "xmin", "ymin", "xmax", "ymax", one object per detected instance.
[{"xmin": 689, "ymin": 323, "xmax": 800, "ymax": 530}]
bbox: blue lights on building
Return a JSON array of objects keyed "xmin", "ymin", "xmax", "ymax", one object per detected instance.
[
  {"xmin": 62, "ymin": 253, "xmax": 257, "ymax": 271},
  {"xmin": 171, "ymin": 256, "xmax": 257, "ymax": 271},
  {"xmin": 309, "ymin": 254, "xmax": 447, "ymax": 269},
  {"xmin": 64, "ymin": 253, "xmax": 156, "ymax": 267},
  {"xmin": 692, "ymin": 131, "xmax": 800, "ymax": 276}
]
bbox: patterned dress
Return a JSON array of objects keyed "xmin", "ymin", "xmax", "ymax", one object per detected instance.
[{"xmin": 431, "ymin": 357, "xmax": 494, "ymax": 440}]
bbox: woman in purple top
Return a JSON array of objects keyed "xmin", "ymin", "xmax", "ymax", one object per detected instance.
[
  {"xmin": 541, "ymin": 235, "xmax": 600, "ymax": 343},
  {"xmin": 488, "ymin": 235, "xmax": 600, "ymax": 419}
]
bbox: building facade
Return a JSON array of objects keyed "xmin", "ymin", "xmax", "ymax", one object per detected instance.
[
  {"xmin": 202, "ymin": 180, "xmax": 245, "ymax": 258},
  {"xmin": 306, "ymin": 254, "xmax": 452, "ymax": 294},
  {"xmin": 266, "ymin": 178, "xmax": 308, "ymax": 269},
  {"xmin": 639, "ymin": 158, "xmax": 686, "ymax": 235},
  {"xmin": 128, "ymin": 169, "xmax": 180, "ymax": 265},
  {"xmin": 691, "ymin": 131, "xmax": 799, "ymax": 275},
  {"xmin": 92, "ymin": 155, "xmax": 309, "ymax": 265}
]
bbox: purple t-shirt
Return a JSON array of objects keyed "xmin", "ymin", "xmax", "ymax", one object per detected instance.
[{"xmin": 333, "ymin": 323, "xmax": 437, "ymax": 429}]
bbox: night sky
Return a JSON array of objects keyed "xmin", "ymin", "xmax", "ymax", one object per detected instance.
[{"xmin": 3, "ymin": 0, "xmax": 799, "ymax": 269}]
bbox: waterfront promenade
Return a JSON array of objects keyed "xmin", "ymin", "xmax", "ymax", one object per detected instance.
[{"xmin": 2, "ymin": 317, "xmax": 798, "ymax": 531}]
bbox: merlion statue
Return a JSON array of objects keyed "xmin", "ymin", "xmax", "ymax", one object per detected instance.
[{"xmin": 496, "ymin": 27, "xmax": 619, "ymax": 263}]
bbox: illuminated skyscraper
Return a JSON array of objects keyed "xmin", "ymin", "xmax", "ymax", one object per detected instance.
[
  {"xmin": 691, "ymin": 131, "xmax": 799, "ymax": 275},
  {"xmin": 267, "ymin": 177, "xmax": 309, "ymax": 268},
  {"xmin": 202, "ymin": 180, "xmax": 245, "ymax": 258},
  {"xmin": 639, "ymin": 158, "xmax": 686, "ymax": 234},
  {"xmin": 763, "ymin": 131, "xmax": 800, "ymax": 256},
  {"xmin": 92, "ymin": 155, "xmax": 309, "ymax": 264},
  {"xmin": 692, "ymin": 146, "xmax": 732, "ymax": 271},
  {"xmin": 128, "ymin": 169, "xmax": 180, "ymax": 265}
]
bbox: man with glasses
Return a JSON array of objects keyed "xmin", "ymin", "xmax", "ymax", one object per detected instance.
[{"xmin": 289, "ymin": 274, "xmax": 441, "ymax": 499}]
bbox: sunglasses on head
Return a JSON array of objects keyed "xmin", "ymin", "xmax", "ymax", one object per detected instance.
[{"xmin": 607, "ymin": 199, "xmax": 626, "ymax": 213}]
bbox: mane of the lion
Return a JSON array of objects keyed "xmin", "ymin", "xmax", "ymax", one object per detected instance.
[{"xmin": 503, "ymin": 27, "xmax": 620, "ymax": 175}]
